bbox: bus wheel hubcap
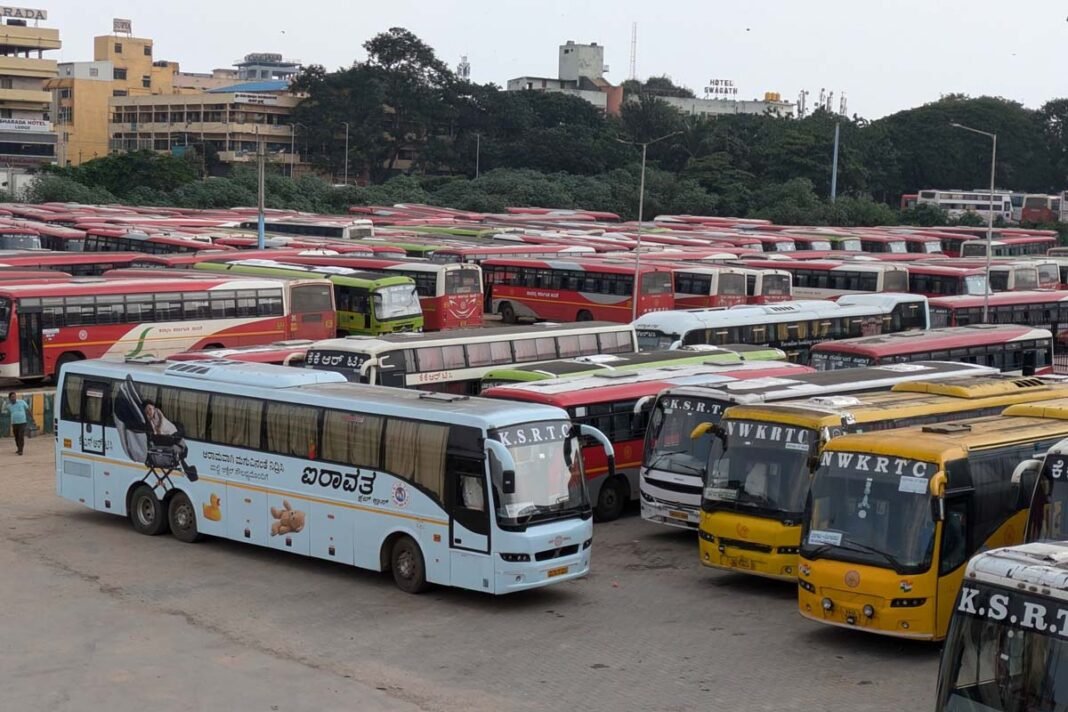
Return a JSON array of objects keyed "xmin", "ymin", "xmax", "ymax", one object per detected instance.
[
  {"xmin": 138, "ymin": 499, "xmax": 154, "ymax": 525},
  {"xmin": 174, "ymin": 503, "xmax": 192, "ymax": 529},
  {"xmin": 397, "ymin": 551, "xmax": 413, "ymax": 578}
]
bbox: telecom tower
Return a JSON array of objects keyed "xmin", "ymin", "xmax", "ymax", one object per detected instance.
[
  {"xmin": 457, "ymin": 55, "xmax": 471, "ymax": 81},
  {"xmin": 629, "ymin": 22, "xmax": 637, "ymax": 80}
]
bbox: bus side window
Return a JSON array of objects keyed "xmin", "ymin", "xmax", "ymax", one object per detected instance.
[{"xmin": 939, "ymin": 498, "xmax": 969, "ymax": 576}]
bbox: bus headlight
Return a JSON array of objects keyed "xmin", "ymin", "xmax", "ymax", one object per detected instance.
[
  {"xmin": 499, "ymin": 553, "xmax": 531, "ymax": 563},
  {"xmin": 798, "ymin": 578, "xmax": 815, "ymax": 593},
  {"xmin": 822, "ymin": 597, "xmax": 834, "ymax": 612},
  {"xmin": 698, "ymin": 529, "xmax": 715, "ymax": 543},
  {"xmin": 863, "ymin": 605, "xmax": 875, "ymax": 619}
]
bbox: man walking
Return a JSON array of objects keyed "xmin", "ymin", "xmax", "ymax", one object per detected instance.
[{"xmin": 5, "ymin": 392, "xmax": 29, "ymax": 456}]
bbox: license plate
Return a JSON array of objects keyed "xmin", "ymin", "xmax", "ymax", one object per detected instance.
[
  {"xmin": 735, "ymin": 557, "xmax": 753, "ymax": 570},
  {"xmin": 548, "ymin": 566, "xmax": 569, "ymax": 578},
  {"xmin": 669, "ymin": 510, "xmax": 689, "ymax": 521}
]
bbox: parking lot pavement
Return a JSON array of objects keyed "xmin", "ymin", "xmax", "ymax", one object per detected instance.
[{"xmin": 2, "ymin": 443, "xmax": 940, "ymax": 712}]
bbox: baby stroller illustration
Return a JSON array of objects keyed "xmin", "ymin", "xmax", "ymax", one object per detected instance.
[{"xmin": 113, "ymin": 375, "xmax": 198, "ymax": 494}]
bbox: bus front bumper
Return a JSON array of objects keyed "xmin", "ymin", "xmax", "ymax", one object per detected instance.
[
  {"xmin": 494, "ymin": 550, "xmax": 591, "ymax": 594},
  {"xmin": 640, "ymin": 498, "xmax": 699, "ymax": 529},
  {"xmin": 698, "ymin": 513, "xmax": 799, "ymax": 581},
  {"xmin": 797, "ymin": 566, "xmax": 938, "ymax": 639}
]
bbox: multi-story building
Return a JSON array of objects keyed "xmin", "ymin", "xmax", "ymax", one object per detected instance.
[
  {"xmin": 234, "ymin": 53, "xmax": 299, "ymax": 82},
  {"xmin": 49, "ymin": 61, "xmax": 112, "ymax": 164},
  {"xmin": 656, "ymin": 94, "xmax": 797, "ymax": 118},
  {"xmin": 507, "ymin": 41, "xmax": 623, "ymax": 115},
  {"xmin": 0, "ymin": 7, "xmax": 61, "ymax": 186}
]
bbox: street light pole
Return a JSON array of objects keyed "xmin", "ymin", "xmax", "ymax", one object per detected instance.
[
  {"xmin": 289, "ymin": 122, "xmax": 304, "ymax": 179},
  {"xmin": 617, "ymin": 130, "xmax": 682, "ymax": 321},
  {"xmin": 341, "ymin": 121, "xmax": 350, "ymax": 185},
  {"xmin": 256, "ymin": 131, "xmax": 266, "ymax": 250},
  {"xmin": 475, "ymin": 132, "xmax": 481, "ymax": 179},
  {"xmin": 951, "ymin": 122, "xmax": 997, "ymax": 324}
]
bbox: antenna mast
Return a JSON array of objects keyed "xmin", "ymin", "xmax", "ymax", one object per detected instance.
[{"xmin": 629, "ymin": 22, "xmax": 637, "ymax": 80}]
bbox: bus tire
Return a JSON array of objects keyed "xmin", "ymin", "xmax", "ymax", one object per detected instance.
[
  {"xmin": 577, "ymin": 309, "xmax": 594, "ymax": 322},
  {"xmin": 390, "ymin": 536, "xmax": 429, "ymax": 594},
  {"xmin": 129, "ymin": 485, "xmax": 168, "ymax": 536},
  {"xmin": 594, "ymin": 477, "xmax": 627, "ymax": 522},
  {"xmin": 53, "ymin": 352, "xmax": 83, "ymax": 382},
  {"xmin": 167, "ymin": 491, "xmax": 201, "ymax": 543},
  {"xmin": 499, "ymin": 302, "xmax": 516, "ymax": 324}
]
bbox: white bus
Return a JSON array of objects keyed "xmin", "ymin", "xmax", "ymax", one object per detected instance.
[
  {"xmin": 639, "ymin": 361, "xmax": 997, "ymax": 529},
  {"xmin": 936, "ymin": 541, "xmax": 1068, "ymax": 710},
  {"xmin": 917, "ymin": 189, "xmax": 1013, "ymax": 222},
  {"xmin": 237, "ymin": 218, "xmax": 374, "ymax": 240},
  {"xmin": 305, "ymin": 322, "xmax": 638, "ymax": 394},
  {"xmin": 632, "ymin": 293, "xmax": 930, "ymax": 361},
  {"xmin": 55, "ymin": 359, "xmax": 614, "ymax": 594}
]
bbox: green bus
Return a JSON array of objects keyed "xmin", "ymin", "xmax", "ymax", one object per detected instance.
[
  {"xmin": 478, "ymin": 345, "xmax": 786, "ymax": 390},
  {"xmin": 195, "ymin": 260, "xmax": 423, "ymax": 336}
]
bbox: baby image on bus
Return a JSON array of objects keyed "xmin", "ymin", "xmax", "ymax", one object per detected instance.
[{"xmin": 113, "ymin": 375, "xmax": 199, "ymax": 490}]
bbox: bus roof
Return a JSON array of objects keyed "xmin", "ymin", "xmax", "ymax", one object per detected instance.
[
  {"xmin": 965, "ymin": 542, "xmax": 1068, "ymax": 600},
  {"xmin": 725, "ymin": 375, "xmax": 1068, "ymax": 429},
  {"xmin": 0, "ymin": 275, "xmax": 311, "ymax": 297},
  {"xmin": 482, "ymin": 362, "xmax": 811, "ymax": 407},
  {"xmin": 310, "ymin": 321, "xmax": 634, "ymax": 352},
  {"xmin": 65, "ymin": 359, "xmax": 569, "ymax": 431},
  {"xmin": 483, "ymin": 345, "xmax": 786, "ymax": 379},
  {"xmin": 194, "ymin": 260, "xmax": 414, "ymax": 286},
  {"xmin": 810, "ymin": 325, "xmax": 1052, "ymax": 357},
  {"xmin": 1002, "ymin": 397, "xmax": 1068, "ymax": 420},
  {"xmin": 656, "ymin": 361, "xmax": 997, "ymax": 405},
  {"xmin": 930, "ymin": 291, "xmax": 1068, "ymax": 309}
]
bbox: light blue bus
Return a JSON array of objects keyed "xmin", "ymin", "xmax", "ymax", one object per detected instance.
[{"xmin": 55, "ymin": 358, "xmax": 613, "ymax": 594}]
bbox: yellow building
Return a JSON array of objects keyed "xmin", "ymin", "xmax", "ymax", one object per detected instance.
[
  {"xmin": 48, "ymin": 61, "xmax": 112, "ymax": 164},
  {"xmin": 93, "ymin": 33, "xmax": 175, "ymax": 96},
  {"xmin": 0, "ymin": 8, "xmax": 61, "ymax": 185}
]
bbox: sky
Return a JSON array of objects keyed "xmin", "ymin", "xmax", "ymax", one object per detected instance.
[{"xmin": 39, "ymin": 0, "xmax": 1068, "ymax": 119}]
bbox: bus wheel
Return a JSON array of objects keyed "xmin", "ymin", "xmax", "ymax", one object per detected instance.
[
  {"xmin": 391, "ymin": 536, "xmax": 429, "ymax": 594},
  {"xmin": 577, "ymin": 310, "xmax": 593, "ymax": 322},
  {"xmin": 499, "ymin": 303, "xmax": 516, "ymax": 324},
  {"xmin": 167, "ymin": 492, "xmax": 201, "ymax": 543},
  {"xmin": 594, "ymin": 477, "xmax": 627, "ymax": 522},
  {"xmin": 129, "ymin": 485, "xmax": 168, "ymax": 536}
]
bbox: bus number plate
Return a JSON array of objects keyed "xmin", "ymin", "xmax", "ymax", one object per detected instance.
[
  {"xmin": 548, "ymin": 566, "xmax": 569, "ymax": 578},
  {"xmin": 669, "ymin": 510, "xmax": 689, "ymax": 521}
]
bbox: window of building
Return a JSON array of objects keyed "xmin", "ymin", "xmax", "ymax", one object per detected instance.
[
  {"xmin": 0, "ymin": 78, "xmax": 12, "ymax": 89},
  {"xmin": 114, "ymin": 42, "xmax": 122, "ymax": 54},
  {"xmin": 0, "ymin": 110, "xmax": 11, "ymax": 119},
  {"xmin": 57, "ymin": 107, "xmax": 72, "ymax": 123},
  {"xmin": 58, "ymin": 88, "xmax": 71, "ymax": 99},
  {"xmin": 143, "ymin": 45, "xmax": 152, "ymax": 56},
  {"xmin": 89, "ymin": 67, "xmax": 98, "ymax": 77},
  {"xmin": 112, "ymin": 90, "xmax": 127, "ymax": 97},
  {"xmin": 141, "ymin": 76, "xmax": 150, "ymax": 89},
  {"xmin": 113, "ymin": 68, "xmax": 127, "ymax": 80}
]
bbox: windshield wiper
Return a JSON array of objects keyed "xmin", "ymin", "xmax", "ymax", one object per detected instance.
[
  {"xmin": 647, "ymin": 450, "xmax": 704, "ymax": 476},
  {"xmin": 838, "ymin": 538, "xmax": 907, "ymax": 572}
]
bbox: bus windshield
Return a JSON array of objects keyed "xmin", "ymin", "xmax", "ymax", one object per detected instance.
[
  {"xmin": 641, "ymin": 272, "xmax": 673, "ymax": 295},
  {"xmin": 0, "ymin": 297, "xmax": 9, "ymax": 339},
  {"xmin": 636, "ymin": 330, "xmax": 676, "ymax": 351},
  {"xmin": 644, "ymin": 397, "xmax": 721, "ymax": 479},
  {"xmin": 839, "ymin": 239, "xmax": 862, "ymax": 251},
  {"xmin": 491, "ymin": 421, "xmax": 589, "ymax": 526},
  {"xmin": 373, "ymin": 284, "xmax": 420, "ymax": 321},
  {"xmin": 938, "ymin": 582, "xmax": 1068, "ymax": 712},
  {"xmin": 1027, "ymin": 453, "xmax": 1068, "ymax": 542},
  {"xmin": 809, "ymin": 352, "xmax": 873, "ymax": 371},
  {"xmin": 884, "ymin": 270, "xmax": 909, "ymax": 292},
  {"xmin": 965, "ymin": 275, "xmax": 988, "ymax": 296},
  {"xmin": 0, "ymin": 234, "xmax": 40, "ymax": 250},
  {"xmin": 705, "ymin": 420, "xmax": 815, "ymax": 518},
  {"xmin": 803, "ymin": 451, "xmax": 937, "ymax": 573},
  {"xmin": 763, "ymin": 274, "xmax": 791, "ymax": 297},
  {"xmin": 445, "ymin": 268, "xmax": 482, "ymax": 295},
  {"xmin": 721, "ymin": 273, "xmax": 746, "ymax": 296}
]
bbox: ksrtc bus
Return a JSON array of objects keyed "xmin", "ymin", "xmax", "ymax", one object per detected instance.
[
  {"xmin": 740, "ymin": 260, "xmax": 909, "ymax": 300},
  {"xmin": 237, "ymin": 217, "xmax": 374, "ymax": 240},
  {"xmin": 638, "ymin": 361, "xmax": 997, "ymax": 530},
  {"xmin": 482, "ymin": 360, "xmax": 811, "ymax": 521},
  {"xmin": 55, "ymin": 359, "xmax": 612, "ymax": 594},
  {"xmin": 0, "ymin": 251, "xmax": 147, "ymax": 276},
  {"xmin": 797, "ymin": 401, "xmax": 1068, "ymax": 640},
  {"xmin": 304, "ymin": 322, "xmax": 638, "ymax": 395},
  {"xmin": 700, "ymin": 375, "xmax": 1068, "ymax": 581},
  {"xmin": 916, "ymin": 190, "xmax": 1014, "ymax": 223},
  {"xmin": 83, "ymin": 229, "xmax": 234, "ymax": 255},
  {"xmin": 166, "ymin": 340, "xmax": 313, "ymax": 366},
  {"xmin": 905, "ymin": 265, "xmax": 987, "ymax": 297},
  {"xmin": 0, "ymin": 276, "xmax": 335, "ymax": 380},
  {"xmin": 960, "ymin": 236, "xmax": 1057, "ymax": 258},
  {"xmin": 936, "ymin": 542, "xmax": 1068, "ymax": 711},
  {"xmin": 930, "ymin": 292, "xmax": 1068, "ymax": 331},
  {"xmin": 809, "ymin": 325, "xmax": 1054, "ymax": 375},
  {"xmin": 632, "ymin": 293, "xmax": 929, "ymax": 361}
]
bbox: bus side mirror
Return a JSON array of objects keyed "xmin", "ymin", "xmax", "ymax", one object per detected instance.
[
  {"xmin": 929, "ymin": 472, "xmax": 947, "ymax": 521},
  {"xmin": 1011, "ymin": 458, "xmax": 1042, "ymax": 507},
  {"xmin": 1011, "ymin": 459, "xmax": 1041, "ymax": 486},
  {"xmin": 691, "ymin": 422, "xmax": 719, "ymax": 440}
]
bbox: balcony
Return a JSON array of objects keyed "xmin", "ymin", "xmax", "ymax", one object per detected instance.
[
  {"xmin": 107, "ymin": 121, "xmax": 294, "ymax": 138},
  {"xmin": 0, "ymin": 56, "xmax": 55, "ymax": 79},
  {"xmin": 0, "ymin": 87, "xmax": 51, "ymax": 107},
  {"xmin": 0, "ymin": 26, "xmax": 61, "ymax": 52}
]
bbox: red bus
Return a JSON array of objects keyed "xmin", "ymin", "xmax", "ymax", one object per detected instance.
[
  {"xmin": 0, "ymin": 275, "xmax": 335, "ymax": 381},
  {"xmin": 0, "ymin": 251, "xmax": 147, "ymax": 276},
  {"xmin": 481, "ymin": 360, "xmax": 813, "ymax": 521},
  {"xmin": 740, "ymin": 259, "xmax": 908, "ymax": 299},
  {"xmin": 0, "ymin": 269, "xmax": 72, "ymax": 283},
  {"xmin": 671, "ymin": 266, "xmax": 749, "ymax": 309},
  {"xmin": 900, "ymin": 193, "xmax": 918, "ymax": 210},
  {"xmin": 1020, "ymin": 194, "xmax": 1058, "ymax": 223},
  {"xmin": 481, "ymin": 258, "xmax": 675, "ymax": 323},
  {"xmin": 82, "ymin": 228, "xmax": 235, "ymax": 255},
  {"xmin": 282, "ymin": 255, "xmax": 483, "ymax": 331},
  {"xmin": 900, "ymin": 234, "xmax": 944, "ymax": 254},
  {"xmin": 960, "ymin": 236, "xmax": 1057, "ymax": 258},
  {"xmin": 743, "ymin": 268, "xmax": 793, "ymax": 303},
  {"xmin": 0, "ymin": 224, "xmax": 41, "ymax": 250},
  {"xmin": 929, "ymin": 291, "xmax": 1068, "ymax": 331},
  {"xmin": 210, "ymin": 235, "xmax": 407, "ymax": 257},
  {"xmin": 166, "ymin": 339, "xmax": 313, "ymax": 366},
  {"xmin": 32, "ymin": 224, "xmax": 87, "ymax": 251},
  {"xmin": 784, "ymin": 234, "xmax": 834, "ymax": 251},
  {"xmin": 428, "ymin": 244, "xmax": 597, "ymax": 265},
  {"xmin": 906, "ymin": 264, "xmax": 988, "ymax": 296},
  {"xmin": 858, "ymin": 234, "xmax": 908, "ymax": 254},
  {"xmin": 809, "ymin": 324, "xmax": 1054, "ymax": 375}
]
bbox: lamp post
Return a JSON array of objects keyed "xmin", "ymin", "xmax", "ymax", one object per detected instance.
[
  {"xmin": 950, "ymin": 122, "xmax": 997, "ymax": 323},
  {"xmin": 289, "ymin": 122, "xmax": 305, "ymax": 178},
  {"xmin": 475, "ymin": 131, "xmax": 481, "ymax": 179},
  {"xmin": 617, "ymin": 130, "xmax": 681, "ymax": 321},
  {"xmin": 341, "ymin": 121, "xmax": 350, "ymax": 185}
]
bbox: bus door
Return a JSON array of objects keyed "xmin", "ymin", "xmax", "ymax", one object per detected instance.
[
  {"xmin": 16, "ymin": 304, "xmax": 42, "ymax": 378},
  {"xmin": 447, "ymin": 454, "xmax": 493, "ymax": 590},
  {"xmin": 289, "ymin": 283, "xmax": 333, "ymax": 340}
]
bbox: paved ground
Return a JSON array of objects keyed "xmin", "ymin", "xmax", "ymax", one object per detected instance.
[{"xmin": 2, "ymin": 439, "xmax": 940, "ymax": 712}]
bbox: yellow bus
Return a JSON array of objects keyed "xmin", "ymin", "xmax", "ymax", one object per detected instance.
[
  {"xmin": 699, "ymin": 376, "xmax": 1068, "ymax": 581},
  {"xmin": 797, "ymin": 399, "xmax": 1068, "ymax": 641}
]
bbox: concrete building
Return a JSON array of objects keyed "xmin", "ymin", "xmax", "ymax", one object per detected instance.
[
  {"xmin": 234, "ymin": 53, "xmax": 299, "ymax": 82},
  {"xmin": 506, "ymin": 41, "xmax": 623, "ymax": 115},
  {"xmin": 49, "ymin": 61, "xmax": 113, "ymax": 164},
  {"xmin": 173, "ymin": 67, "xmax": 239, "ymax": 93},
  {"xmin": 0, "ymin": 7, "xmax": 61, "ymax": 183},
  {"xmin": 108, "ymin": 85, "xmax": 301, "ymax": 171},
  {"xmin": 657, "ymin": 93, "xmax": 797, "ymax": 118}
]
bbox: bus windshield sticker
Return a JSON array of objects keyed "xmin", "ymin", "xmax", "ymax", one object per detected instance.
[
  {"xmin": 785, "ymin": 442, "xmax": 810, "ymax": 452},
  {"xmin": 725, "ymin": 420, "xmax": 811, "ymax": 448},
  {"xmin": 808, "ymin": 530, "xmax": 842, "ymax": 547},
  {"xmin": 898, "ymin": 476, "xmax": 928, "ymax": 495}
]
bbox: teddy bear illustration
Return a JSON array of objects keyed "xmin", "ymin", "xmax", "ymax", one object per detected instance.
[{"xmin": 270, "ymin": 500, "xmax": 306, "ymax": 536}]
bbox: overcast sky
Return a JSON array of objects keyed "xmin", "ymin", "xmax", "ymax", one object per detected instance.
[{"xmin": 43, "ymin": 0, "xmax": 1067, "ymax": 118}]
